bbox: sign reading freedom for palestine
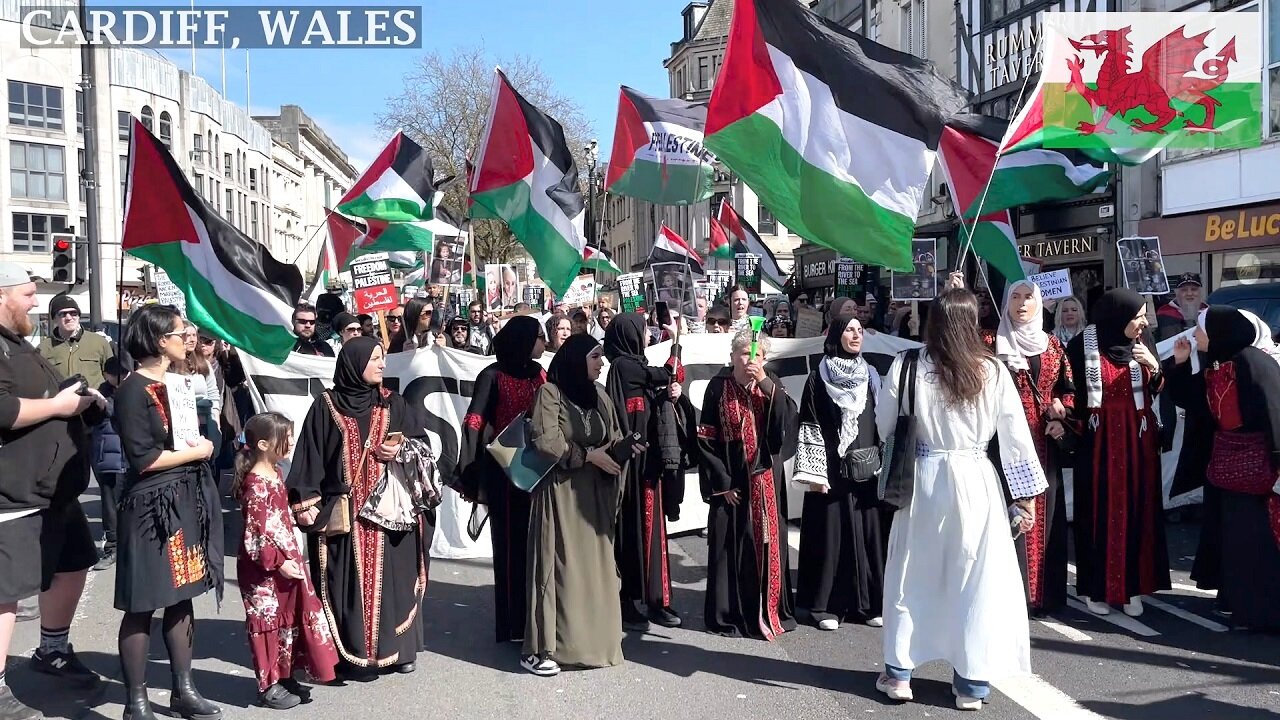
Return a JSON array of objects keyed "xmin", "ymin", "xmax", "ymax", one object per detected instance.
[
  {"xmin": 18, "ymin": 6, "xmax": 423, "ymax": 48},
  {"xmin": 350, "ymin": 253, "xmax": 398, "ymax": 314}
]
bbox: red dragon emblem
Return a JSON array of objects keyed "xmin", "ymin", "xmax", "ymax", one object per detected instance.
[{"xmin": 1065, "ymin": 25, "xmax": 1237, "ymax": 135}]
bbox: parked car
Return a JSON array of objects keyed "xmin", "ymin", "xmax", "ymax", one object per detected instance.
[{"xmin": 1207, "ymin": 283, "xmax": 1280, "ymax": 340}]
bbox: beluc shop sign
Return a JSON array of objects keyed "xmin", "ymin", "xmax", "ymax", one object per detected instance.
[{"xmin": 1139, "ymin": 200, "xmax": 1280, "ymax": 255}]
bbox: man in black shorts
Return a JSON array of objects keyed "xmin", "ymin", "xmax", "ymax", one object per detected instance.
[{"xmin": 0, "ymin": 263, "xmax": 106, "ymax": 720}]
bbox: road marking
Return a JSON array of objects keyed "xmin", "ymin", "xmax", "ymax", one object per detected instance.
[
  {"xmin": 992, "ymin": 673, "xmax": 1108, "ymax": 720},
  {"xmin": 1036, "ymin": 618, "xmax": 1092, "ymax": 642},
  {"xmin": 1144, "ymin": 595, "xmax": 1228, "ymax": 632},
  {"xmin": 1065, "ymin": 592, "xmax": 1161, "ymax": 637},
  {"xmin": 1170, "ymin": 582, "xmax": 1217, "ymax": 597}
]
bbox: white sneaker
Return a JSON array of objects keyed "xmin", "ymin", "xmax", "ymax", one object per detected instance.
[
  {"xmin": 875, "ymin": 674, "xmax": 913, "ymax": 701},
  {"xmin": 1123, "ymin": 597, "xmax": 1144, "ymax": 617},
  {"xmin": 817, "ymin": 618, "xmax": 839, "ymax": 631},
  {"xmin": 1084, "ymin": 599, "xmax": 1111, "ymax": 616},
  {"xmin": 520, "ymin": 654, "xmax": 560, "ymax": 676},
  {"xmin": 866, "ymin": 616, "xmax": 884, "ymax": 628},
  {"xmin": 953, "ymin": 691, "xmax": 984, "ymax": 711}
]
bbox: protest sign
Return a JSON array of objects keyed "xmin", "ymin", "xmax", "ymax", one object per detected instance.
[
  {"xmin": 1117, "ymin": 236, "xmax": 1170, "ymax": 295},
  {"xmin": 890, "ymin": 239, "xmax": 938, "ymax": 301},
  {"xmin": 1029, "ymin": 269, "xmax": 1073, "ymax": 300},
  {"xmin": 523, "ymin": 285, "xmax": 546, "ymax": 309},
  {"xmin": 735, "ymin": 253, "xmax": 762, "ymax": 295},
  {"xmin": 619, "ymin": 272, "xmax": 645, "ymax": 312},
  {"xmin": 350, "ymin": 253, "xmax": 397, "ymax": 313}
]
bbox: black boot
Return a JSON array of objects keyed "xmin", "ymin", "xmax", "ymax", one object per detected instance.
[
  {"xmin": 122, "ymin": 685, "xmax": 157, "ymax": 720},
  {"xmin": 170, "ymin": 673, "xmax": 221, "ymax": 720}
]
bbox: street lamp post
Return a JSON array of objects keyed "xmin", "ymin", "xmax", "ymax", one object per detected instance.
[{"xmin": 584, "ymin": 140, "xmax": 599, "ymax": 246}]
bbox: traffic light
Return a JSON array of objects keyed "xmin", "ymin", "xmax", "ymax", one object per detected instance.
[{"xmin": 51, "ymin": 235, "xmax": 74, "ymax": 284}]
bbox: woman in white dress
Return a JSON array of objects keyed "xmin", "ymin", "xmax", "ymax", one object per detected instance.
[{"xmin": 874, "ymin": 289, "xmax": 1047, "ymax": 711}]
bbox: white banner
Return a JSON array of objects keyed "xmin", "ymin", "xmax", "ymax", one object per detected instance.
[{"xmin": 242, "ymin": 331, "xmax": 921, "ymax": 557}]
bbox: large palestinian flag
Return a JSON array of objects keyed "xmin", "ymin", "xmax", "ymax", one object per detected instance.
[
  {"xmin": 122, "ymin": 119, "xmax": 302, "ymax": 363},
  {"xmin": 605, "ymin": 86, "xmax": 715, "ymax": 205},
  {"xmin": 470, "ymin": 69, "xmax": 587, "ymax": 296},
  {"xmin": 936, "ymin": 121, "xmax": 1025, "ymax": 282},
  {"xmin": 337, "ymin": 132, "xmax": 445, "ymax": 222},
  {"xmin": 705, "ymin": 0, "xmax": 968, "ymax": 272}
]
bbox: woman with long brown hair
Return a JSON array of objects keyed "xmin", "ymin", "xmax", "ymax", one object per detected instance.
[{"xmin": 873, "ymin": 289, "xmax": 1047, "ymax": 710}]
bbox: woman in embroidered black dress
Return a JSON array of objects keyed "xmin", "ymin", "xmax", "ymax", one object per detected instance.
[
  {"xmin": 604, "ymin": 312, "xmax": 689, "ymax": 631},
  {"xmin": 793, "ymin": 317, "xmax": 891, "ymax": 630},
  {"xmin": 697, "ymin": 329, "xmax": 798, "ymax": 640},
  {"xmin": 1166, "ymin": 307, "xmax": 1280, "ymax": 630},
  {"xmin": 287, "ymin": 337, "xmax": 435, "ymax": 675},
  {"xmin": 455, "ymin": 316, "xmax": 546, "ymax": 643},
  {"xmin": 1066, "ymin": 289, "xmax": 1170, "ymax": 617},
  {"xmin": 991, "ymin": 280, "xmax": 1074, "ymax": 615},
  {"xmin": 113, "ymin": 303, "xmax": 223, "ymax": 720}
]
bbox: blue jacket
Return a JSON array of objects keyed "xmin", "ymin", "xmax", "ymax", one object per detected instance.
[{"xmin": 91, "ymin": 381, "xmax": 126, "ymax": 476}]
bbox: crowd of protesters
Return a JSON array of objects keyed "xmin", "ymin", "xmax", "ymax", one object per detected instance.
[{"xmin": 1, "ymin": 262, "xmax": 1277, "ymax": 720}]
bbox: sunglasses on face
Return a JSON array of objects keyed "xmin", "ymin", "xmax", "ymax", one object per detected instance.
[
  {"xmin": 387, "ymin": 315, "xmax": 404, "ymax": 322},
  {"xmin": 295, "ymin": 319, "xmax": 316, "ymax": 325},
  {"xmin": 58, "ymin": 310, "xmax": 80, "ymax": 318},
  {"xmin": 710, "ymin": 319, "xmax": 732, "ymax": 327}
]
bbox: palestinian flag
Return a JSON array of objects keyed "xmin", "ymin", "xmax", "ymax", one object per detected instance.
[
  {"xmin": 650, "ymin": 225, "xmax": 704, "ymax": 276},
  {"xmin": 715, "ymin": 200, "xmax": 788, "ymax": 290},
  {"xmin": 605, "ymin": 86, "xmax": 716, "ymax": 205},
  {"xmin": 936, "ymin": 121, "xmax": 1025, "ymax": 282},
  {"xmin": 708, "ymin": 218, "xmax": 733, "ymax": 259},
  {"xmin": 122, "ymin": 118, "xmax": 302, "ymax": 363},
  {"xmin": 346, "ymin": 216, "xmax": 459, "ymax": 262},
  {"xmin": 470, "ymin": 69, "xmax": 586, "ymax": 296},
  {"xmin": 582, "ymin": 245, "xmax": 622, "ymax": 274},
  {"xmin": 1022, "ymin": 12, "xmax": 1262, "ymax": 163},
  {"xmin": 402, "ymin": 262, "xmax": 426, "ymax": 289},
  {"xmin": 337, "ymin": 132, "xmax": 444, "ymax": 222},
  {"xmin": 705, "ymin": 0, "xmax": 968, "ymax": 273}
]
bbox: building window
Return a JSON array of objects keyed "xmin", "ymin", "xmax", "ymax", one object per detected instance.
[
  {"xmin": 7, "ymin": 80, "xmax": 63, "ymax": 130},
  {"xmin": 223, "ymin": 153, "xmax": 233, "ymax": 179},
  {"xmin": 192, "ymin": 133, "xmax": 204, "ymax": 164},
  {"xmin": 225, "ymin": 189, "xmax": 234, "ymax": 224},
  {"xmin": 77, "ymin": 148, "xmax": 85, "ymax": 203},
  {"xmin": 698, "ymin": 56, "xmax": 711, "ymax": 90},
  {"xmin": 901, "ymin": 0, "xmax": 926, "ymax": 58},
  {"xmin": 249, "ymin": 167, "xmax": 258, "ymax": 192},
  {"xmin": 158, "ymin": 111, "xmax": 172, "ymax": 147},
  {"xmin": 120, "ymin": 155, "xmax": 128, "ymax": 205},
  {"xmin": 141, "ymin": 105, "xmax": 154, "ymax": 132},
  {"xmin": 118, "ymin": 110, "xmax": 131, "ymax": 140},
  {"xmin": 1267, "ymin": 0, "xmax": 1280, "ymax": 135},
  {"xmin": 758, "ymin": 205, "xmax": 777, "ymax": 235},
  {"xmin": 12, "ymin": 212, "xmax": 68, "ymax": 253},
  {"xmin": 250, "ymin": 202, "xmax": 259, "ymax": 240},
  {"xmin": 76, "ymin": 90, "xmax": 84, "ymax": 134},
  {"xmin": 10, "ymin": 141, "xmax": 66, "ymax": 201},
  {"xmin": 193, "ymin": 173, "xmax": 203, "ymax": 199}
]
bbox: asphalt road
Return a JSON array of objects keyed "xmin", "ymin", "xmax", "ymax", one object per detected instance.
[{"xmin": 5, "ymin": 490, "xmax": 1277, "ymax": 720}]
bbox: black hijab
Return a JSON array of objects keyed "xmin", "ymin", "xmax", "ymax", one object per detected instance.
[
  {"xmin": 1092, "ymin": 288, "xmax": 1147, "ymax": 363},
  {"xmin": 549, "ymin": 334, "xmax": 601, "ymax": 410},
  {"xmin": 493, "ymin": 315, "xmax": 543, "ymax": 379},
  {"xmin": 604, "ymin": 312, "xmax": 647, "ymax": 362},
  {"xmin": 403, "ymin": 298, "xmax": 430, "ymax": 344},
  {"xmin": 823, "ymin": 317, "xmax": 860, "ymax": 359},
  {"xmin": 1202, "ymin": 305, "xmax": 1258, "ymax": 364},
  {"xmin": 332, "ymin": 336, "xmax": 384, "ymax": 417},
  {"xmin": 332, "ymin": 312, "xmax": 359, "ymax": 335}
]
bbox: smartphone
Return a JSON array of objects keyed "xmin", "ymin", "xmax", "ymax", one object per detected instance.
[
  {"xmin": 655, "ymin": 301, "xmax": 672, "ymax": 327},
  {"xmin": 384, "ymin": 431, "xmax": 405, "ymax": 446},
  {"xmin": 608, "ymin": 431, "xmax": 645, "ymax": 465}
]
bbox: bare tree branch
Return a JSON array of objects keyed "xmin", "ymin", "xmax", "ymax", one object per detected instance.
[{"xmin": 378, "ymin": 45, "xmax": 596, "ymax": 265}]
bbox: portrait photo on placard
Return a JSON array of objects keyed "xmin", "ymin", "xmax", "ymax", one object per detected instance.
[
  {"xmin": 1117, "ymin": 235, "xmax": 1170, "ymax": 295},
  {"xmin": 430, "ymin": 238, "xmax": 465, "ymax": 286}
]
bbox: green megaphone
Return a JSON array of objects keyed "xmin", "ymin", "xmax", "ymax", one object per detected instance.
[{"xmin": 748, "ymin": 315, "xmax": 766, "ymax": 361}]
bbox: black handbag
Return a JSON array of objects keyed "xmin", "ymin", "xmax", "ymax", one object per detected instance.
[
  {"xmin": 877, "ymin": 349, "xmax": 920, "ymax": 509},
  {"xmin": 841, "ymin": 446, "xmax": 882, "ymax": 482}
]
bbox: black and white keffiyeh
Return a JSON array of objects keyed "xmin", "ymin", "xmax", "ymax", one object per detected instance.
[{"xmin": 820, "ymin": 355, "xmax": 870, "ymax": 456}]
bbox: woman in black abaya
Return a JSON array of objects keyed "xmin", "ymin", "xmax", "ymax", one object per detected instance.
[
  {"xmin": 455, "ymin": 316, "xmax": 546, "ymax": 643},
  {"xmin": 793, "ymin": 317, "xmax": 892, "ymax": 629},
  {"xmin": 287, "ymin": 337, "xmax": 433, "ymax": 675}
]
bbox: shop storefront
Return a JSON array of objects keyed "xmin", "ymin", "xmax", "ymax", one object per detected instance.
[
  {"xmin": 794, "ymin": 246, "xmax": 836, "ymax": 305},
  {"xmin": 1139, "ymin": 201, "xmax": 1280, "ymax": 290},
  {"xmin": 1016, "ymin": 228, "xmax": 1112, "ymax": 309}
]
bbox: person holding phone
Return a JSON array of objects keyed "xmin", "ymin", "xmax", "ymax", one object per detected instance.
[
  {"xmin": 523, "ymin": 335, "xmax": 631, "ymax": 676},
  {"xmin": 286, "ymin": 337, "xmax": 433, "ymax": 678}
]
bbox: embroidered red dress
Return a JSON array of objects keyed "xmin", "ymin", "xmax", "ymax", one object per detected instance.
[
  {"xmin": 238, "ymin": 470, "xmax": 338, "ymax": 691},
  {"xmin": 696, "ymin": 369, "xmax": 798, "ymax": 640},
  {"xmin": 1067, "ymin": 351, "xmax": 1171, "ymax": 605}
]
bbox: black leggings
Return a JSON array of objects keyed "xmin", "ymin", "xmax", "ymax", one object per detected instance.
[{"xmin": 118, "ymin": 599, "xmax": 195, "ymax": 688}]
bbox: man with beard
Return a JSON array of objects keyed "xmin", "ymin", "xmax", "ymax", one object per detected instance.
[
  {"xmin": 466, "ymin": 300, "xmax": 495, "ymax": 355},
  {"xmin": 291, "ymin": 302, "xmax": 334, "ymax": 357},
  {"xmin": 38, "ymin": 295, "xmax": 112, "ymax": 390},
  {"xmin": 0, "ymin": 264, "xmax": 107, "ymax": 720},
  {"xmin": 1156, "ymin": 273, "xmax": 1206, "ymax": 341},
  {"xmin": 1156, "ymin": 273, "xmax": 1211, "ymax": 507}
]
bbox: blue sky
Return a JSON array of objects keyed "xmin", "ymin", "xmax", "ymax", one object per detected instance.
[{"xmin": 157, "ymin": 0, "xmax": 696, "ymax": 169}]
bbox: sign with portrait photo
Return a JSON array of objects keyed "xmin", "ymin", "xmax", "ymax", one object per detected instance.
[
  {"xmin": 1117, "ymin": 235, "xmax": 1171, "ymax": 295},
  {"xmin": 485, "ymin": 264, "xmax": 520, "ymax": 311},
  {"xmin": 429, "ymin": 236, "xmax": 465, "ymax": 286},
  {"xmin": 890, "ymin": 239, "xmax": 938, "ymax": 301}
]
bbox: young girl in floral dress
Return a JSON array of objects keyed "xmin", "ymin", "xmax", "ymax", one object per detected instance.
[{"xmin": 235, "ymin": 412, "xmax": 338, "ymax": 709}]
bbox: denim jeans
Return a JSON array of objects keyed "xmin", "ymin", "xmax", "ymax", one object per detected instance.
[{"xmin": 884, "ymin": 664, "xmax": 990, "ymax": 700}]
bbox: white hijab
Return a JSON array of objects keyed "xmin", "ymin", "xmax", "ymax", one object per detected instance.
[{"xmin": 996, "ymin": 279, "xmax": 1050, "ymax": 371}]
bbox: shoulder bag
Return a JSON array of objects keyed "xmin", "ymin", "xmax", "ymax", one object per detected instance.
[{"xmin": 877, "ymin": 349, "xmax": 920, "ymax": 510}]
